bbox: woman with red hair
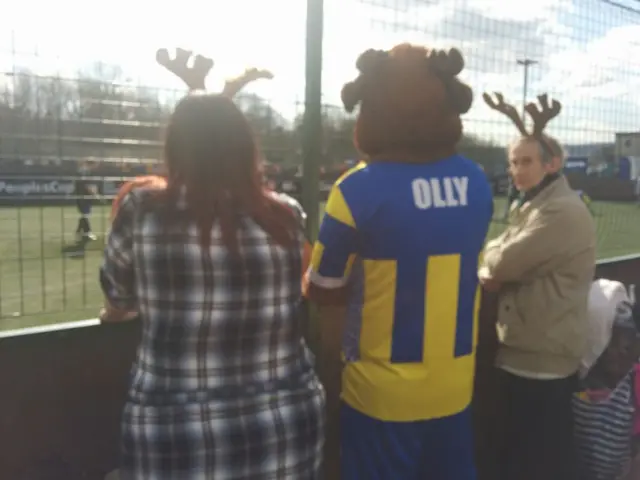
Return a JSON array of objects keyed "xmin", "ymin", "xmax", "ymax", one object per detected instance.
[
  {"xmin": 100, "ymin": 49, "xmax": 324, "ymax": 479},
  {"xmin": 109, "ymin": 175, "xmax": 167, "ymax": 221}
]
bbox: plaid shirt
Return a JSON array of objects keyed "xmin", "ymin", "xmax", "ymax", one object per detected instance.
[{"xmin": 101, "ymin": 188, "xmax": 324, "ymax": 479}]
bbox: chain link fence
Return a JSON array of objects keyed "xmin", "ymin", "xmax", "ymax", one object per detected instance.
[{"xmin": 1, "ymin": 0, "xmax": 639, "ymax": 329}]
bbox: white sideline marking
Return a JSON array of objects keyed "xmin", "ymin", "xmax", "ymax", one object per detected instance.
[
  {"xmin": 599, "ymin": 253, "xmax": 640, "ymax": 264},
  {"xmin": 1, "ymin": 254, "xmax": 639, "ymax": 339},
  {"xmin": 0, "ymin": 318, "xmax": 100, "ymax": 339}
]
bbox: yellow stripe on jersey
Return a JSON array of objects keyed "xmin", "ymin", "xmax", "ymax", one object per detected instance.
[
  {"xmin": 359, "ymin": 260, "xmax": 396, "ymax": 360},
  {"xmin": 424, "ymin": 255, "xmax": 460, "ymax": 360},
  {"xmin": 334, "ymin": 161, "xmax": 367, "ymax": 187},
  {"xmin": 324, "ymin": 185, "xmax": 356, "ymax": 228},
  {"xmin": 342, "ymin": 253, "xmax": 481, "ymax": 422}
]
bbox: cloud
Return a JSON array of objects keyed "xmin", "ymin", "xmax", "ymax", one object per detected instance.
[
  {"xmin": 0, "ymin": 0, "xmax": 308, "ymax": 110},
  {"xmin": 548, "ymin": 24, "xmax": 640, "ymax": 96},
  {"xmin": 322, "ymin": 0, "xmax": 574, "ymax": 82},
  {"xmin": 327, "ymin": 0, "xmax": 639, "ymax": 145},
  {"xmin": 321, "ymin": 0, "xmax": 585, "ymax": 142},
  {"xmin": 530, "ymin": 23, "xmax": 640, "ymax": 143},
  {"xmin": 1, "ymin": 0, "xmax": 638, "ymax": 146}
]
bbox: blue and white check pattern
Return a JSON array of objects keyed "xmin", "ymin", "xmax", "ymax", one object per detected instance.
[{"xmin": 101, "ymin": 188, "xmax": 325, "ymax": 480}]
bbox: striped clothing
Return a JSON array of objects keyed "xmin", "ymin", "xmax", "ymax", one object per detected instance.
[{"xmin": 573, "ymin": 368, "xmax": 638, "ymax": 480}]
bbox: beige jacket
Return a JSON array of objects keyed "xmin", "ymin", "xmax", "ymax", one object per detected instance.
[{"xmin": 483, "ymin": 176, "xmax": 596, "ymax": 376}]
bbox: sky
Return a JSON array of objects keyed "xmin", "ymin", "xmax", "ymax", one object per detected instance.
[{"xmin": 1, "ymin": 0, "xmax": 639, "ymax": 145}]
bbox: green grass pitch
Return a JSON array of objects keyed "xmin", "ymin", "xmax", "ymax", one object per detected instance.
[{"xmin": 0, "ymin": 198, "xmax": 638, "ymax": 332}]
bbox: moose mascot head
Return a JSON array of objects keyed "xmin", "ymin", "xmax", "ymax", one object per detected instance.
[{"xmin": 341, "ymin": 43, "xmax": 474, "ymax": 163}]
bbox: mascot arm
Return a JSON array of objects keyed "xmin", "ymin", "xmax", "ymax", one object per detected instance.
[{"xmin": 305, "ymin": 186, "xmax": 357, "ymax": 306}]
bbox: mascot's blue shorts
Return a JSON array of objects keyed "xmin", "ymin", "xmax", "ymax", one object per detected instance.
[{"xmin": 340, "ymin": 403, "xmax": 476, "ymax": 480}]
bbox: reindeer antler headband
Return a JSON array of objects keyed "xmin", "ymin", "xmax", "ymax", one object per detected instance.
[
  {"xmin": 156, "ymin": 47, "xmax": 274, "ymax": 97},
  {"xmin": 482, "ymin": 92, "xmax": 562, "ymax": 154}
]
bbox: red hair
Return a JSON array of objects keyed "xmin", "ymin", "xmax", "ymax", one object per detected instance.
[
  {"xmin": 163, "ymin": 93, "xmax": 298, "ymax": 251},
  {"xmin": 110, "ymin": 175, "xmax": 167, "ymax": 221}
]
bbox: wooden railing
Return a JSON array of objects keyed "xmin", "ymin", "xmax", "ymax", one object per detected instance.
[{"xmin": 1, "ymin": 255, "xmax": 639, "ymax": 480}]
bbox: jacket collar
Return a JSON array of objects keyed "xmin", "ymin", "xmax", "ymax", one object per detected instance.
[
  {"xmin": 511, "ymin": 174, "xmax": 572, "ymax": 221},
  {"xmin": 520, "ymin": 172, "xmax": 561, "ymax": 205}
]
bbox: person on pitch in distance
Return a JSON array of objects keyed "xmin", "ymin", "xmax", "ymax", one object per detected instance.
[
  {"xmin": 63, "ymin": 161, "xmax": 101, "ymax": 258},
  {"xmin": 480, "ymin": 92, "xmax": 596, "ymax": 480},
  {"xmin": 305, "ymin": 44, "xmax": 493, "ymax": 480}
]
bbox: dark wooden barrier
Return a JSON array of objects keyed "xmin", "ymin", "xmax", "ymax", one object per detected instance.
[
  {"xmin": 0, "ymin": 320, "xmax": 141, "ymax": 479},
  {"xmin": 0, "ymin": 255, "xmax": 639, "ymax": 479}
]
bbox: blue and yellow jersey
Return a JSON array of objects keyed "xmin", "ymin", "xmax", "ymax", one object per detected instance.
[{"xmin": 309, "ymin": 157, "xmax": 493, "ymax": 422}]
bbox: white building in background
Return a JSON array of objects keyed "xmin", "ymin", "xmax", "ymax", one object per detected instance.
[{"xmin": 616, "ymin": 132, "xmax": 640, "ymax": 180}]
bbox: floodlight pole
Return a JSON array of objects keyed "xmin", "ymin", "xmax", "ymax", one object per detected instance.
[
  {"xmin": 517, "ymin": 58, "xmax": 538, "ymax": 121},
  {"xmin": 503, "ymin": 58, "xmax": 538, "ymax": 217}
]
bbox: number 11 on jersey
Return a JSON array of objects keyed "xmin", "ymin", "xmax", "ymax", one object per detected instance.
[{"xmin": 389, "ymin": 253, "xmax": 479, "ymax": 365}]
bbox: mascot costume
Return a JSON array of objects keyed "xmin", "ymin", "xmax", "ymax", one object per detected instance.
[{"xmin": 305, "ymin": 44, "xmax": 494, "ymax": 480}]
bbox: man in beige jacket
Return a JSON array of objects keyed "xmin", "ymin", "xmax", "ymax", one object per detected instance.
[{"xmin": 480, "ymin": 92, "xmax": 596, "ymax": 480}]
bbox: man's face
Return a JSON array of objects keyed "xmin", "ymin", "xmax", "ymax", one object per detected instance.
[{"xmin": 508, "ymin": 140, "xmax": 559, "ymax": 192}]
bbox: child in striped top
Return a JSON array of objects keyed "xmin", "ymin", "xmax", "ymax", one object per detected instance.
[{"xmin": 574, "ymin": 280, "xmax": 640, "ymax": 480}]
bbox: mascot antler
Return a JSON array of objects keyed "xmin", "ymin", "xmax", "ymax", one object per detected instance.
[{"xmin": 156, "ymin": 47, "xmax": 273, "ymax": 97}]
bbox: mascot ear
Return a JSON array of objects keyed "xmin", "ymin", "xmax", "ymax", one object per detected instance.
[
  {"xmin": 342, "ymin": 48, "xmax": 387, "ymax": 113},
  {"xmin": 356, "ymin": 49, "xmax": 388, "ymax": 74},
  {"xmin": 425, "ymin": 47, "xmax": 470, "ymax": 114},
  {"xmin": 341, "ymin": 80, "xmax": 362, "ymax": 113},
  {"xmin": 448, "ymin": 79, "xmax": 473, "ymax": 114},
  {"xmin": 426, "ymin": 48, "xmax": 465, "ymax": 77},
  {"xmin": 443, "ymin": 48, "xmax": 464, "ymax": 76}
]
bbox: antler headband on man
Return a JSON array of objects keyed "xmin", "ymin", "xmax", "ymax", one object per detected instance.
[
  {"xmin": 156, "ymin": 47, "xmax": 274, "ymax": 97},
  {"xmin": 483, "ymin": 92, "xmax": 562, "ymax": 154}
]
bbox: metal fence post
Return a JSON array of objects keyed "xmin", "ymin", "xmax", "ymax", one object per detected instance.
[
  {"xmin": 301, "ymin": 2, "xmax": 338, "ymax": 479},
  {"xmin": 302, "ymin": 0, "xmax": 324, "ymax": 242}
]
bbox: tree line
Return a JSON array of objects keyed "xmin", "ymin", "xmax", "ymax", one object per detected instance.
[{"xmin": 0, "ymin": 64, "xmax": 506, "ymax": 173}]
